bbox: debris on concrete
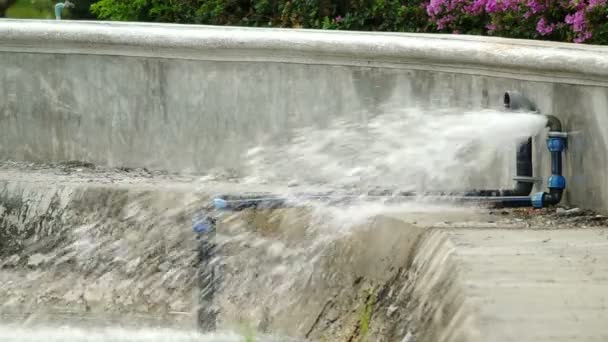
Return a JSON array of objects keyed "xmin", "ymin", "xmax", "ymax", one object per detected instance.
[
  {"xmin": 27, "ymin": 253, "xmax": 48, "ymax": 267},
  {"xmin": 556, "ymin": 207, "xmax": 582, "ymax": 216}
]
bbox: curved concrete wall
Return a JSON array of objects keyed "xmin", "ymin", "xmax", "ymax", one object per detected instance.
[{"xmin": 1, "ymin": 20, "xmax": 608, "ymax": 210}]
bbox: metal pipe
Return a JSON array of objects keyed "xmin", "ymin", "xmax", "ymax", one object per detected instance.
[
  {"xmin": 545, "ymin": 115, "xmax": 562, "ymax": 132},
  {"xmin": 504, "ymin": 91, "xmax": 537, "ymax": 112}
]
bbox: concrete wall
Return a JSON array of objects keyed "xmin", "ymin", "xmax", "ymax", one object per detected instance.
[{"xmin": 1, "ymin": 20, "xmax": 608, "ymax": 210}]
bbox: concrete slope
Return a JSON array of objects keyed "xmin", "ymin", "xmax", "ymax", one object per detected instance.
[{"xmin": 1, "ymin": 166, "xmax": 608, "ymax": 341}]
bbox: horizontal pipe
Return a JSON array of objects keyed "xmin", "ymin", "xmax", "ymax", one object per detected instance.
[{"xmin": 212, "ymin": 193, "xmax": 538, "ymax": 210}]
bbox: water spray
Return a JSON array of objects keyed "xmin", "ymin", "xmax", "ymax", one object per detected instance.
[
  {"xmin": 203, "ymin": 92, "xmax": 567, "ymax": 211},
  {"xmin": 192, "ymin": 92, "xmax": 568, "ymax": 331}
]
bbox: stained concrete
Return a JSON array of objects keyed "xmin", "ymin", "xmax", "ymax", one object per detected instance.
[{"xmin": 0, "ymin": 20, "xmax": 608, "ymax": 210}]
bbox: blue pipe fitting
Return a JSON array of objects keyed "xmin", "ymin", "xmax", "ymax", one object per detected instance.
[
  {"xmin": 531, "ymin": 192, "xmax": 545, "ymax": 208},
  {"xmin": 214, "ymin": 198, "xmax": 228, "ymax": 210},
  {"xmin": 547, "ymin": 136, "xmax": 566, "ymax": 152},
  {"xmin": 531, "ymin": 129, "xmax": 566, "ymax": 209},
  {"xmin": 192, "ymin": 214, "xmax": 216, "ymax": 233},
  {"xmin": 547, "ymin": 175, "xmax": 566, "ymax": 190}
]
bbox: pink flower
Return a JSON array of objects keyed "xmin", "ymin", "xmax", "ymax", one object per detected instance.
[
  {"xmin": 426, "ymin": 0, "xmax": 445, "ymax": 16},
  {"xmin": 536, "ymin": 18, "xmax": 555, "ymax": 35},
  {"xmin": 437, "ymin": 14, "xmax": 455, "ymax": 29},
  {"xmin": 526, "ymin": 0, "xmax": 545, "ymax": 13},
  {"xmin": 334, "ymin": 15, "xmax": 342, "ymax": 23},
  {"xmin": 423, "ymin": 0, "xmax": 604, "ymax": 42},
  {"xmin": 463, "ymin": 0, "xmax": 486, "ymax": 14},
  {"xmin": 565, "ymin": 10, "xmax": 585, "ymax": 32},
  {"xmin": 501, "ymin": 0, "xmax": 519, "ymax": 11},
  {"xmin": 485, "ymin": 0, "xmax": 498, "ymax": 12}
]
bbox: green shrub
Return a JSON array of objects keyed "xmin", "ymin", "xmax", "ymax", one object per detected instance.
[
  {"xmin": 86, "ymin": 0, "xmax": 608, "ymax": 44},
  {"xmin": 89, "ymin": 0, "xmax": 428, "ymax": 31}
]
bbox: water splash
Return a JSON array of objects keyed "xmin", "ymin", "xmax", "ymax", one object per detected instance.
[
  {"xmin": 0, "ymin": 326, "xmax": 287, "ymax": 342},
  {"xmin": 203, "ymin": 108, "xmax": 548, "ymax": 330},
  {"xmin": 244, "ymin": 108, "xmax": 547, "ymax": 192},
  {"xmin": 0, "ymin": 106, "xmax": 549, "ymax": 340}
]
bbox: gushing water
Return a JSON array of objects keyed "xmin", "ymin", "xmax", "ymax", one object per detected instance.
[
  {"xmin": 0, "ymin": 327, "xmax": 229, "ymax": 342},
  {"xmin": 0, "ymin": 326, "xmax": 286, "ymax": 342},
  {"xmin": 244, "ymin": 108, "xmax": 547, "ymax": 192},
  {"xmin": 0, "ymin": 106, "xmax": 548, "ymax": 341},
  {"xmin": 199, "ymin": 106, "xmax": 550, "ymax": 337}
]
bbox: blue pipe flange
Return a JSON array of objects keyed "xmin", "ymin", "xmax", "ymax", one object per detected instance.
[
  {"xmin": 531, "ymin": 192, "xmax": 545, "ymax": 208},
  {"xmin": 547, "ymin": 175, "xmax": 566, "ymax": 190},
  {"xmin": 547, "ymin": 136, "xmax": 566, "ymax": 152}
]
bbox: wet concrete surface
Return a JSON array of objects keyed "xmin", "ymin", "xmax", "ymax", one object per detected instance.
[{"xmin": 1, "ymin": 161, "xmax": 607, "ymax": 341}]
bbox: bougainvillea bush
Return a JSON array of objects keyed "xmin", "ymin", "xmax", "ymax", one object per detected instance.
[
  {"xmin": 426, "ymin": 0, "xmax": 608, "ymax": 43},
  {"xmin": 91, "ymin": 0, "xmax": 608, "ymax": 44}
]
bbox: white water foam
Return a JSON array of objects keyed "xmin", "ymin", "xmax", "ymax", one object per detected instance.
[
  {"xmin": 202, "ymin": 108, "xmax": 549, "ymax": 328},
  {"xmin": 244, "ymin": 108, "xmax": 547, "ymax": 192},
  {"xmin": 0, "ymin": 326, "xmax": 278, "ymax": 342},
  {"xmin": 0, "ymin": 326, "xmax": 289, "ymax": 342}
]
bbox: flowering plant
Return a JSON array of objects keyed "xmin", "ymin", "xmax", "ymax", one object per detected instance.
[
  {"xmin": 91, "ymin": 0, "xmax": 608, "ymax": 44},
  {"xmin": 425, "ymin": 0, "xmax": 608, "ymax": 43}
]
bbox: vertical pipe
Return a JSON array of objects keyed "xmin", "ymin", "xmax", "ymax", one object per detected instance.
[
  {"xmin": 517, "ymin": 138, "xmax": 533, "ymax": 178},
  {"xmin": 551, "ymin": 151, "xmax": 562, "ymax": 176},
  {"xmin": 533, "ymin": 134, "xmax": 566, "ymax": 208},
  {"xmin": 196, "ymin": 216, "xmax": 217, "ymax": 331}
]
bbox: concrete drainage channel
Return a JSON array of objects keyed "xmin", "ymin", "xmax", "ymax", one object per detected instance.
[
  {"xmin": 0, "ymin": 168, "xmax": 429, "ymax": 340},
  {"xmin": 1, "ymin": 165, "xmax": 608, "ymax": 341},
  {"xmin": 2, "ymin": 20, "xmax": 608, "ymax": 341}
]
